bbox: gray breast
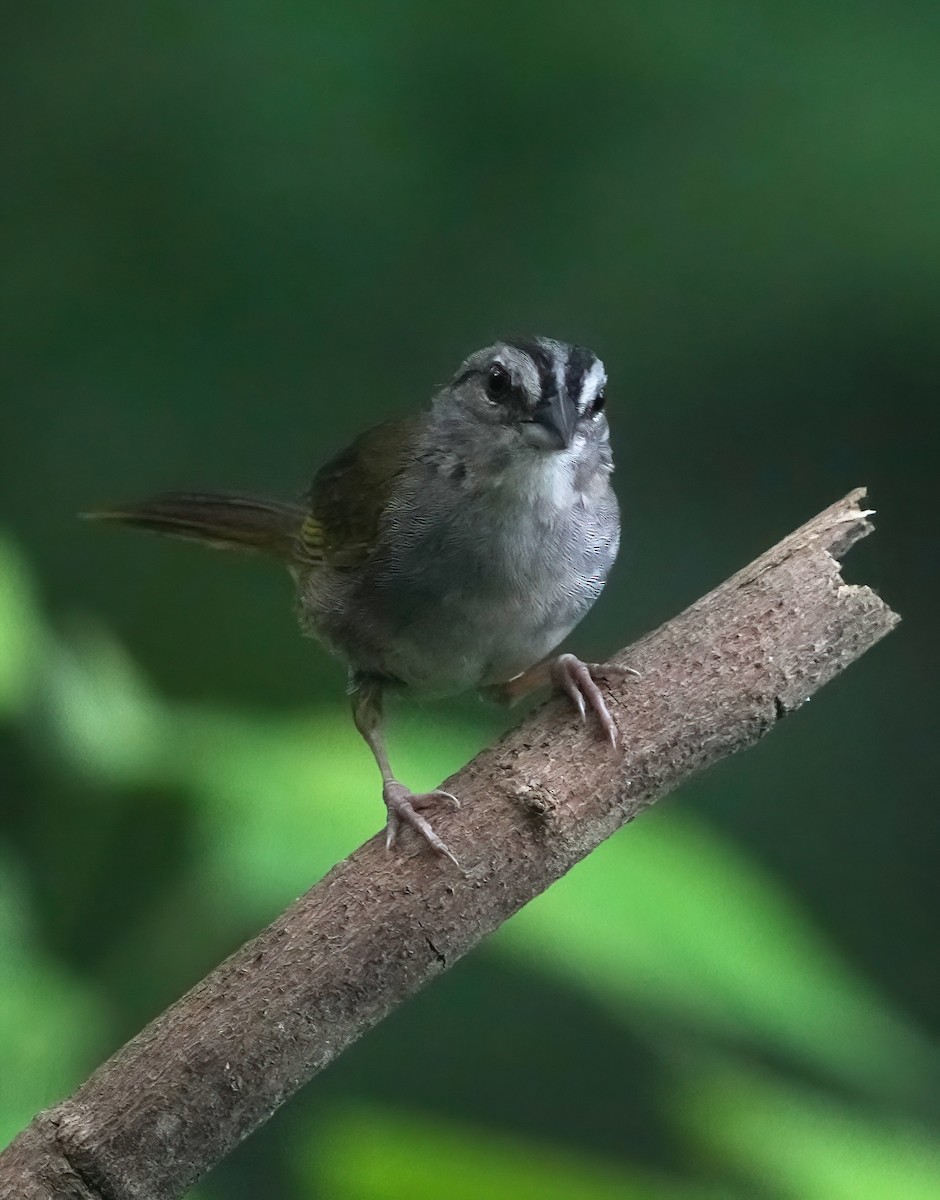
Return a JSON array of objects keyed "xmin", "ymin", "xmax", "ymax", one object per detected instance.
[{"xmin": 330, "ymin": 453, "xmax": 620, "ymax": 695}]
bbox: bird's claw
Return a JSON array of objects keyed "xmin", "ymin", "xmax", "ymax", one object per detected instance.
[
  {"xmin": 550, "ymin": 653, "xmax": 632, "ymax": 749},
  {"xmin": 593, "ymin": 662, "xmax": 642, "ymax": 681},
  {"xmin": 383, "ymin": 781, "xmax": 461, "ymax": 868}
]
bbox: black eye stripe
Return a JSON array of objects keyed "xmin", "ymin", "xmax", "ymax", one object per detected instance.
[
  {"xmin": 565, "ymin": 344, "xmax": 597, "ymax": 410},
  {"xmin": 506, "ymin": 338, "xmax": 557, "ymax": 402}
]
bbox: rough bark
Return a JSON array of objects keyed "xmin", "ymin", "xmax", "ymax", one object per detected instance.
[{"xmin": 0, "ymin": 489, "xmax": 899, "ymax": 1200}]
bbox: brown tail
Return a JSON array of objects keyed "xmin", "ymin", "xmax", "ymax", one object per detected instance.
[{"xmin": 82, "ymin": 492, "xmax": 307, "ymax": 561}]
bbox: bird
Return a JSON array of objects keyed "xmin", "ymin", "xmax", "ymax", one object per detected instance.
[{"xmin": 86, "ymin": 337, "xmax": 624, "ymax": 866}]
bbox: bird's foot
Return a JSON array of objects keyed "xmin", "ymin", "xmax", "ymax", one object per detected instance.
[
  {"xmin": 550, "ymin": 653, "xmax": 639, "ymax": 750},
  {"xmin": 383, "ymin": 780, "xmax": 461, "ymax": 868}
]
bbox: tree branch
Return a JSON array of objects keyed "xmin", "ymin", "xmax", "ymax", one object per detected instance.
[{"xmin": 0, "ymin": 489, "xmax": 899, "ymax": 1200}]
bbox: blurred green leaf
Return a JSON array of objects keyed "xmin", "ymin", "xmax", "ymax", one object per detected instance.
[
  {"xmin": 42, "ymin": 620, "xmax": 166, "ymax": 785},
  {"xmin": 0, "ymin": 849, "xmax": 108, "ymax": 1144},
  {"xmin": 302, "ymin": 1104, "xmax": 732, "ymax": 1200},
  {"xmin": 496, "ymin": 809, "xmax": 935, "ymax": 1099},
  {"xmin": 678, "ymin": 1066, "xmax": 940, "ymax": 1200},
  {"xmin": 176, "ymin": 702, "xmax": 487, "ymax": 917}
]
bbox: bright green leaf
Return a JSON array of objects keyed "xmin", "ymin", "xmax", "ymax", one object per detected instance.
[
  {"xmin": 678, "ymin": 1066, "xmax": 940, "ymax": 1200},
  {"xmin": 301, "ymin": 1104, "xmax": 732, "ymax": 1200}
]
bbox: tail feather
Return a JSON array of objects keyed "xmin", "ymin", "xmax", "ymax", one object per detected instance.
[{"xmin": 82, "ymin": 492, "xmax": 307, "ymax": 561}]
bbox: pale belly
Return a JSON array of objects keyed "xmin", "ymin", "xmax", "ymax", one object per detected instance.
[
  {"xmin": 375, "ymin": 585, "xmax": 594, "ymax": 695},
  {"xmin": 299, "ymin": 476, "xmax": 619, "ymax": 695},
  {"xmin": 324, "ymin": 524, "xmax": 614, "ymax": 695}
]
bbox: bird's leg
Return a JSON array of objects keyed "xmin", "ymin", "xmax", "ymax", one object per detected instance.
[
  {"xmin": 351, "ymin": 676, "xmax": 461, "ymax": 867},
  {"xmin": 485, "ymin": 654, "xmax": 640, "ymax": 749}
]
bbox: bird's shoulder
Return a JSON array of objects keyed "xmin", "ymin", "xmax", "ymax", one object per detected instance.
[{"xmin": 299, "ymin": 416, "xmax": 423, "ymax": 568}]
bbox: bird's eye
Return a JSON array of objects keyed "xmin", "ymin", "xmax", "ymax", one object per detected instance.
[
  {"xmin": 485, "ymin": 362, "xmax": 512, "ymax": 402},
  {"xmin": 588, "ymin": 389, "xmax": 606, "ymax": 417}
]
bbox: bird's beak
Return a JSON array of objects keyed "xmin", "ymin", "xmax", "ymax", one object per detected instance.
[{"xmin": 531, "ymin": 392, "xmax": 577, "ymax": 450}]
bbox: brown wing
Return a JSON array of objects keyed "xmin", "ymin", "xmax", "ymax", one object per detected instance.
[{"xmin": 298, "ymin": 417, "xmax": 421, "ymax": 569}]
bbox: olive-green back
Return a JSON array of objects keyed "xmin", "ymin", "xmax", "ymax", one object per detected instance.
[{"xmin": 298, "ymin": 417, "xmax": 420, "ymax": 569}]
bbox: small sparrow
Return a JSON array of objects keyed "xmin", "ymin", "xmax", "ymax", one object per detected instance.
[{"xmin": 88, "ymin": 337, "xmax": 624, "ymax": 865}]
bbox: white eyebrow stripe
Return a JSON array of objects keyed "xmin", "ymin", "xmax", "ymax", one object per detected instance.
[
  {"xmin": 577, "ymin": 357, "xmax": 607, "ymax": 412},
  {"xmin": 499, "ymin": 347, "xmax": 543, "ymax": 400}
]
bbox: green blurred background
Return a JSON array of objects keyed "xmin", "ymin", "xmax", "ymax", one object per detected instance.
[{"xmin": 2, "ymin": 3, "xmax": 939, "ymax": 1197}]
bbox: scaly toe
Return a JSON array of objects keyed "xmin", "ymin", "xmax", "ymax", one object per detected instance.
[
  {"xmin": 409, "ymin": 789, "xmax": 460, "ymax": 812},
  {"xmin": 385, "ymin": 808, "xmax": 402, "ymax": 851},
  {"xmin": 551, "ymin": 653, "xmax": 621, "ymax": 750},
  {"xmin": 383, "ymin": 782, "xmax": 462, "ymax": 868},
  {"xmin": 591, "ymin": 662, "xmax": 642, "ymax": 681}
]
